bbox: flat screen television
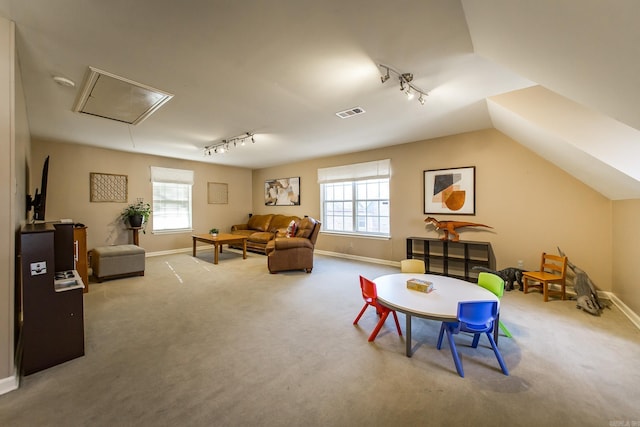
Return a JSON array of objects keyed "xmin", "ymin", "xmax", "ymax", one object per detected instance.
[{"xmin": 26, "ymin": 155, "xmax": 49, "ymax": 222}]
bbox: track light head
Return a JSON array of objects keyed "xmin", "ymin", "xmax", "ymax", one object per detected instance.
[{"xmin": 380, "ymin": 67, "xmax": 390, "ymax": 83}]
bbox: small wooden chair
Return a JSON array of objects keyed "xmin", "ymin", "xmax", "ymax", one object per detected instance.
[{"xmin": 522, "ymin": 252, "xmax": 568, "ymax": 302}]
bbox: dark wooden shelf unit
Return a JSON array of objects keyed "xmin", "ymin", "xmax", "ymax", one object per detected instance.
[{"xmin": 406, "ymin": 237, "xmax": 495, "ymax": 283}]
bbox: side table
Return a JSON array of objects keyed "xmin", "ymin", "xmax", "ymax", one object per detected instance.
[{"xmin": 127, "ymin": 227, "xmax": 142, "ymax": 246}]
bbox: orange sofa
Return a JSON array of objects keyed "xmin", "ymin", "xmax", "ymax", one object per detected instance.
[{"xmin": 230, "ymin": 214, "xmax": 300, "ymax": 254}]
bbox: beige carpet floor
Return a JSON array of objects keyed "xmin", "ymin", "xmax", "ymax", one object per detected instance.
[{"xmin": 1, "ymin": 249, "xmax": 639, "ymax": 426}]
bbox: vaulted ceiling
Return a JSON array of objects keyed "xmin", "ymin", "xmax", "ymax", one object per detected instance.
[{"xmin": 1, "ymin": 0, "xmax": 639, "ymax": 199}]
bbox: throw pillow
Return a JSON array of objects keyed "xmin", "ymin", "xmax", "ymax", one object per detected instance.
[{"xmin": 286, "ymin": 220, "xmax": 297, "ymax": 238}]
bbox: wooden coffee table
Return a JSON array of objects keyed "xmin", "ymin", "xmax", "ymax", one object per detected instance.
[{"xmin": 192, "ymin": 233, "xmax": 248, "ymax": 264}]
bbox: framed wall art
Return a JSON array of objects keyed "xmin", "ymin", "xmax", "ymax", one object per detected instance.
[
  {"xmin": 424, "ymin": 166, "xmax": 475, "ymax": 215},
  {"xmin": 207, "ymin": 182, "xmax": 228, "ymax": 204},
  {"xmin": 264, "ymin": 177, "xmax": 300, "ymax": 206},
  {"xmin": 90, "ymin": 172, "xmax": 128, "ymax": 202}
]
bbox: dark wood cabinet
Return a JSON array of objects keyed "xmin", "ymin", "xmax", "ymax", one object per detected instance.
[
  {"xmin": 406, "ymin": 237, "xmax": 495, "ymax": 282},
  {"xmin": 19, "ymin": 223, "xmax": 85, "ymax": 376}
]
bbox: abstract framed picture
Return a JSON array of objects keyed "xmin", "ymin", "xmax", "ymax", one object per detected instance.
[
  {"xmin": 424, "ymin": 166, "xmax": 475, "ymax": 215},
  {"xmin": 265, "ymin": 177, "xmax": 300, "ymax": 206}
]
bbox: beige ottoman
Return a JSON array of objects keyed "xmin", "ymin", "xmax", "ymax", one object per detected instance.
[{"xmin": 91, "ymin": 245, "xmax": 145, "ymax": 282}]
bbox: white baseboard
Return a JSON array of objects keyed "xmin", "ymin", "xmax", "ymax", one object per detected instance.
[
  {"xmin": 146, "ymin": 247, "xmax": 192, "ymax": 257},
  {"xmin": 314, "ymin": 249, "xmax": 399, "ymax": 267},
  {"xmin": 606, "ymin": 292, "xmax": 640, "ymax": 330},
  {"xmin": 0, "ymin": 372, "xmax": 19, "ymax": 396}
]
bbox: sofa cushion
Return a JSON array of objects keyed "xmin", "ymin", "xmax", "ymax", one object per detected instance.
[
  {"xmin": 230, "ymin": 229, "xmax": 254, "ymax": 238},
  {"xmin": 247, "ymin": 231, "xmax": 275, "ymax": 244},
  {"xmin": 247, "ymin": 214, "xmax": 273, "ymax": 232},
  {"xmin": 269, "ymin": 215, "xmax": 300, "ymax": 232}
]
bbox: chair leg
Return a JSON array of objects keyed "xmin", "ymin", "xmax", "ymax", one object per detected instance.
[
  {"xmin": 437, "ymin": 323, "xmax": 446, "ymax": 350},
  {"xmin": 485, "ymin": 332, "xmax": 509, "ymax": 376},
  {"xmin": 471, "ymin": 333, "xmax": 481, "ymax": 348},
  {"xmin": 353, "ymin": 303, "xmax": 368, "ymax": 325},
  {"xmin": 445, "ymin": 327, "xmax": 464, "ymax": 377},
  {"xmin": 498, "ymin": 321, "xmax": 512, "ymax": 338},
  {"xmin": 391, "ymin": 310, "xmax": 402, "ymax": 336},
  {"xmin": 368, "ymin": 310, "xmax": 391, "ymax": 342},
  {"xmin": 543, "ymin": 280, "xmax": 549, "ymax": 302}
]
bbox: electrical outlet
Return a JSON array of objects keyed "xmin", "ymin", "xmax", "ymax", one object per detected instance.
[
  {"xmin": 517, "ymin": 260, "xmax": 524, "ymax": 269},
  {"xmin": 30, "ymin": 261, "xmax": 47, "ymax": 276}
]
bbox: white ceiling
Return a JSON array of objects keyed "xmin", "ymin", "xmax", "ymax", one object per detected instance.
[{"xmin": 2, "ymin": 0, "xmax": 639, "ymax": 198}]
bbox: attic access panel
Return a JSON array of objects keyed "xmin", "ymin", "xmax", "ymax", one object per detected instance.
[{"xmin": 73, "ymin": 67, "xmax": 173, "ymax": 125}]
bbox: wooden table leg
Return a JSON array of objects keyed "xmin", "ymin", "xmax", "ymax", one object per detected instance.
[
  {"xmin": 242, "ymin": 239, "xmax": 247, "ymax": 260},
  {"xmin": 213, "ymin": 242, "xmax": 219, "ymax": 264},
  {"xmin": 192, "ymin": 237, "xmax": 197, "ymax": 257}
]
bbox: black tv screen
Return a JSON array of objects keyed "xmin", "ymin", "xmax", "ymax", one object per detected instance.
[{"xmin": 27, "ymin": 156, "xmax": 49, "ymax": 221}]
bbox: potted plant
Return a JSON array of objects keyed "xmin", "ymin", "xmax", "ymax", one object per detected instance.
[
  {"xmin": 209, "ymin": 228, "xmax": 219, "ymax": 237},
  {"xmin": 120, "ymin": 200, "xmax": 152, "ymax": 233}
]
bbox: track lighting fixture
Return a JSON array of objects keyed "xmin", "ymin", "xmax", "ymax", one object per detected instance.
[
  {"xmin": 380, "ymin": 66, "xmax": 390, "ymax": 83},
  {"xmin": 204, "ymin": 132, "xmax": 255, "ymax": 156},
  {"xmin": 379, "ymin": 64, "xmax": 428, "ymax": 106}
]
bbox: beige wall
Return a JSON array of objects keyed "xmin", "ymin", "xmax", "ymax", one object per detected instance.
[
  {"xmin": 1, "ymin": 17, "xmax": 30, "ymax": 387},
  {"xmin": 612, "ymin": 199, "xmax": 640, "ymax": 313},
  {"xmin": 254, "ymin": 129, "xmax": 617, "ymax": 293},
  {"xmin": 31, "ymin": 140, "xmax": 253, "ymax": 253},
  {"xmin": 0, "ymin": 14, "xmax": 14, "ymax": 384}
]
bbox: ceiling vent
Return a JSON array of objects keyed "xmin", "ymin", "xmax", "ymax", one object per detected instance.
[
  {"xmin": 73, "ymin": 67, "xmax": 173, "ymax": 125},
  {"xmin": 335, "ymin": 107, "xmax": 366, "ymax": 119}
]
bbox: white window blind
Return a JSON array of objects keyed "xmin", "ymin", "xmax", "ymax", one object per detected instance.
[
  {"xmin": 150, "ymin": 166, "xmax": 194, "ymax": 185},
  {"xmin": 317, "ymin": 159, "xmax": 390, "ymax": 183}
]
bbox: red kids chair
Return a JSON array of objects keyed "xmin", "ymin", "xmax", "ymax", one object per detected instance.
[{"xmin": 353, "ymin": 275, "xmax": 402, "ymax": 342}]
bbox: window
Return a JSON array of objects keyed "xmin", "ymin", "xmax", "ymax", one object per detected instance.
[
  {"xmin": 150, "ymin": 166, "xmax": 194, "ymax": 232},
  {"xmin": 318, "ymin": 159, "xmax": 390, "ymax": 237}
]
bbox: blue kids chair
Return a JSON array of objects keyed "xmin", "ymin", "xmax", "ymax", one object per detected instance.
[{"xmin": 437, "ymin": 300, "xmax": 509, "ymax": 378}]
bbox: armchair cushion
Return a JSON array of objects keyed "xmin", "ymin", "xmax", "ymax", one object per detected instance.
[
  {"xmin": 274, "ymin": 237, "xmax": 313, "ymax": 251},
  {"xmin": 295, "ymin": 217, "xmax": 316, "ymax": 239}
]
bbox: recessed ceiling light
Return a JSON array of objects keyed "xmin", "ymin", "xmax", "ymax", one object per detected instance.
[{"xmin": 53, "ymin": 76, "xmax": 75, "ymax": 88}]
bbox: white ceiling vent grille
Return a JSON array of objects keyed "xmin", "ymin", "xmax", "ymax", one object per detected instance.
[
  {"xmin": 335, "ymin": 107, "xmax": 366, "ymax": 119},
  {"xmin": 73, "ymin": 67, "xmax": 173, "ymax": 125}
]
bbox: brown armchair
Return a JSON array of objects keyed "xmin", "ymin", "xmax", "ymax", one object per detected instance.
[{"xmin": 265, "ymin": 217, "xmax": 321, "ymax": 273}]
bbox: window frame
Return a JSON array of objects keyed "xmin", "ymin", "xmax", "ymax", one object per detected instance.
[
  {"xmin": 150, "ymin": 166, "xmax": 194, "ymax": 234},
  {"xmin": 320, "ymin": 178, "xmax": 390, "ymax": 237},
  {"xmin": 151, "ymin": 181, "xmax": 193, "ymax": 233}
]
